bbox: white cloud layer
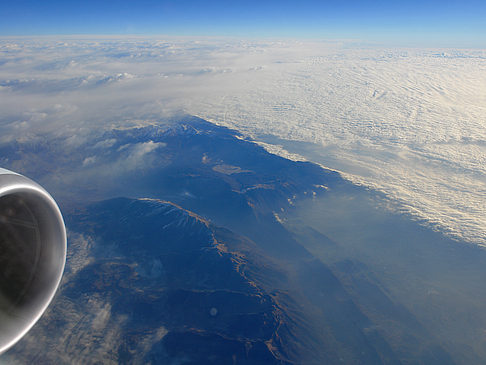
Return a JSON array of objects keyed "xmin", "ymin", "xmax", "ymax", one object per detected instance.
[{"xmin": 0, "ymin": 36, "xmax": 485, "ymax": 244}]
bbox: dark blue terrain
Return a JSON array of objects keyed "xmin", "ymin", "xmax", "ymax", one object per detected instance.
[{"xmin": 2, "ymin": 117, "xmax": 468, "ymax": 364}]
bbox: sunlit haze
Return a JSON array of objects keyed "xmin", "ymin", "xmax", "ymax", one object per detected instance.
[{"xmin": 1, "ymin": 0, "xmax": 486, "ymax": 47}]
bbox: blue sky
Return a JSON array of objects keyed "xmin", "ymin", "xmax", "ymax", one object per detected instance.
[{"xmin": 1, "ymin": 0, "xmax": 485, "ymax": 46}]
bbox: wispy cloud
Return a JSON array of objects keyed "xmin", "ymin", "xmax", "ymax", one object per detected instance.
[{"xmin": 0, "ymin": 36, "xmax": 485, "ymax": 244}]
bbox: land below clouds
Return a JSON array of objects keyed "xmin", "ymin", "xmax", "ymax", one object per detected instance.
[{"xmin": 3, "ymin": 117, "xmax": 486, "ymax": 364}]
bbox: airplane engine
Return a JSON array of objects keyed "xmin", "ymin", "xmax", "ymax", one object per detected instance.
[{"xmin": 0, "ymin": 168, "xmax": 66, "ymax": 354}]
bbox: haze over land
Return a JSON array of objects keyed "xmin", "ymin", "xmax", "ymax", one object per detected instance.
[
  {"xmin": 6, "ymin": 117, "xmax": 485, "ymax": 364},
  {"xmin": 0, "ymin": 37, "xmax": 485, "ymax": 244}
]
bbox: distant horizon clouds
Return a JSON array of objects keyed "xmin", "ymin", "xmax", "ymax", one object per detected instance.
[
  {"xmin": 0, "ymin": 37, "xmax": 485, "ymax": 245},
  {"xmin": 1, "ymin": 0, "xmax": 486, "ymax": 47}
]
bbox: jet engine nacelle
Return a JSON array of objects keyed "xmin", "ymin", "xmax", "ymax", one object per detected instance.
[{"xmin": 0, "ymin": 168, "xmax": 66, "ymax": 354}]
